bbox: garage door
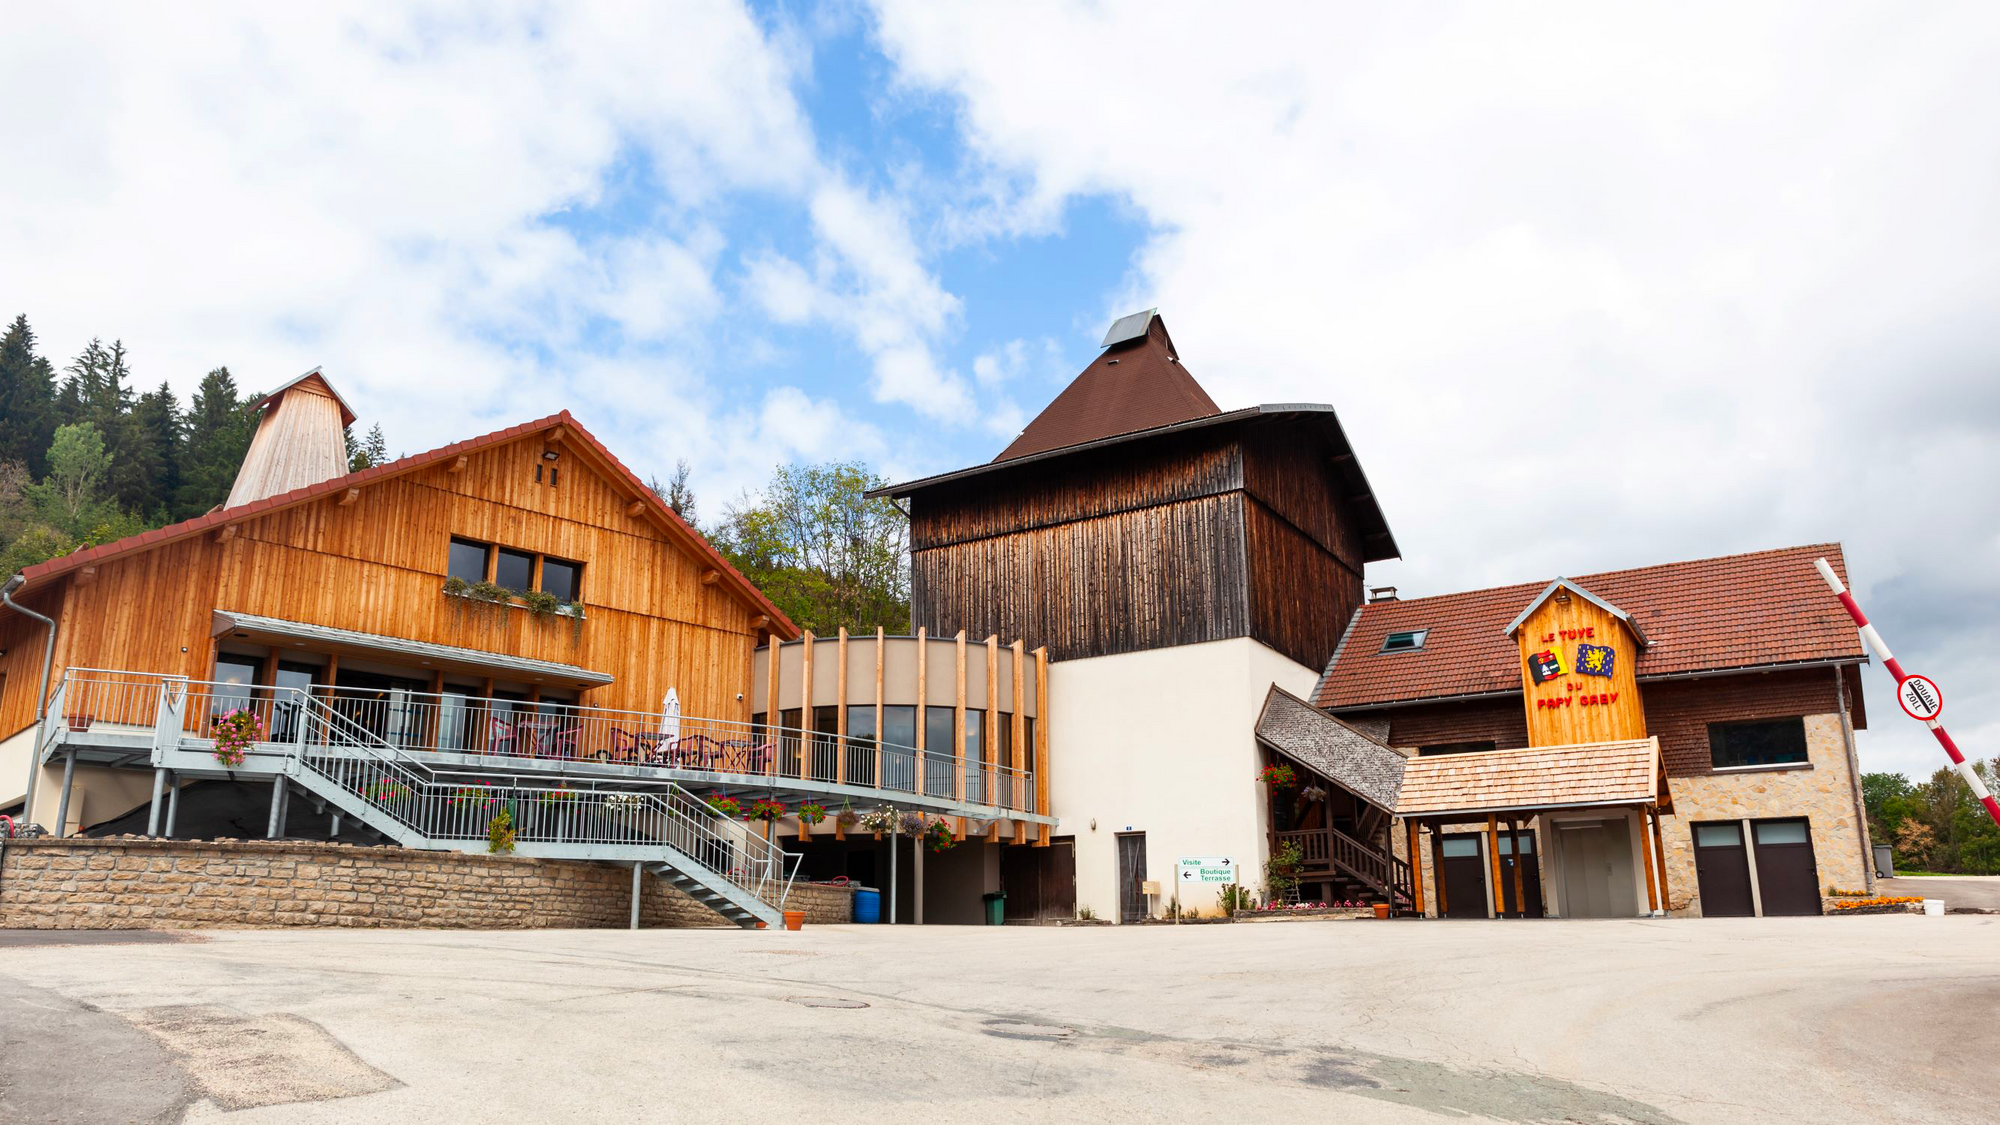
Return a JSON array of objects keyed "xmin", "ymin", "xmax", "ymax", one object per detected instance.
[
  {"xmin": 1692, "ymin": 822, "xmax": 1755, "ymax": 917},
  {"xmin": 1752, "ymin": 818, "xmax": 1822, "ymax": 916}
]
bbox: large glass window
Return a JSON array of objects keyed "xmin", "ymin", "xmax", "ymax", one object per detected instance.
[
  {"xmin": 1420, "ymin": 740, "xmax": 1496, "ymax": 757},
  {"xmin": 924, "ymin": 706, "xmax": 957, "ymax": 796},
  {"xmin": 1709, "ymin": 718, "xmax": 1809, "ymax": 769},
  {"xmin": 495, "ymin": 548, "xmax": 535, "ymax": 593},
  {"xmin": 448, "ymin": 538, "xmax": 490, "ymax": 584},
  {"xmin": 964, "ymin": 709, "xmax": 986, "ymax": 804},
  {"xmin": 211, "ymin": 656, "xmax": 260, "ymax": 718},
  {"xmin": 881, "ymin": 705, "xmax": 917, "ymax": 791},
  {"xmin": 845, "ymin": 705, "xmax": 878, "ymax": 786},
  {"xmin": 540, "ymin": 557, "xmax": 582, "ymax": 603},
  {"xmin": 268, "ymin": 662, "xmax": 316, "ymax": 742}
]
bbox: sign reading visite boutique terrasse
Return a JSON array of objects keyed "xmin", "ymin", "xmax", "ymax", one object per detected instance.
[{"xmin": 1179, "ymin": 858, "xmax": 1237, "ymax": 884}]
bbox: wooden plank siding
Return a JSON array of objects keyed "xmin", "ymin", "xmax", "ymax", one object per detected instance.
[
  {"xmin": 909, "ymin": 420, "xmax": 1367, "ymax": 670},
  {"xmin": 16, "ymin": 434, "xmax": 764, "ymax": 724}
]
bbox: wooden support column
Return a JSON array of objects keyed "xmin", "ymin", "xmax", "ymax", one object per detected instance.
[
  {"xmin": 425, "ymin": 669, "xmax": 445, "ymax": 748},
  {"xmin": 1640, "ymin": 807, "xmax": 1661, "ymax": 915},
  {"xmin": 835, "ymin": 627, "xmax": 849, "ymax": 788},
  {"xmin": 1431, "ymin": 819, "xmax": 1448, "ymax": 917},
  {"xmin": 765, "ymin": 636, "xmax": 780, "ymax": 772},
  {"xmin": 797, "ymin": 629, "xmax": 814, "ymax": 781},
  {"xmin": 1010, "ymin": 640, "xmax": 1027, "ymax": 819},
  {"xmin": 1487, "ymin": 814, "xmax": 1505, "ymax": 919},
  {"xmin": 914, "ymin": 627, "xmax": 927, "ymax": 796},
  {"xmin": 1651, "ymin": 807, "xmax": 1672, "ymax": 911},
  {"xmin": 1507, "ymin": 816, "xmax": 1527, "ymax": 918},
  {"xmin": 1407, "ymin": 819, "xmax": 1425, "ymax": 917},
  {"xmin": 1034, "ymin": 646, "xmax": 1050, "ymax": 845},
  {"xmin": 985, "ymin": 634, "xmax": 1000, "ymax": 839},
  {"xmin": 954, "ymin": 630, "xmax": 968, "ymax": 835}
]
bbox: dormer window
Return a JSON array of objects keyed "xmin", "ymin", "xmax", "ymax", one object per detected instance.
[{"xmin": 1380, "ymin": 629, "xmax": 1429, "ymax": 653}]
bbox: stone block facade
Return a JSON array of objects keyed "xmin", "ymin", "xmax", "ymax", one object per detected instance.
[
  {"xmin": 0, "ymin": 837, "xmax": 852, "ymax": 931},
  {"xmin": 1657, "ymin": 712, "xmax": 1871, "ymax": 915}
]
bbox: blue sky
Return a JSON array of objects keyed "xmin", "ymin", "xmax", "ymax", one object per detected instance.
[{"xmin": 6, "ymin": 2, "xmax": 2000, "ymax": 782}]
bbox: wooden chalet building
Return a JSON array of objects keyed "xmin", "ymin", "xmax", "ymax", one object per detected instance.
[{"xmin": 1, "ymin": 370, "xmax": 797, "ymax": 838}]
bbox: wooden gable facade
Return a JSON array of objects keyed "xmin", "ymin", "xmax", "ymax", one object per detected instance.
[
  {"xmin": 892, "ymin": 408, "xmax": 1394, "ymax": 669},
  {"xmin": 0, "ymin": 414, "xmax": 792, "ymax": 740}
]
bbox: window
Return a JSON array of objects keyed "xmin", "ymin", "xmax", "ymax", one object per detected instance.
[
  {"xmin": 540, "ymin": 556, "xmax": 582, "ymax": 603},
  {"xmin": 1709, "ymin": 717, "xmax": 1809, "ymax": 769},
  {"xmin": 1440, "ymin": 837, "xmax": 1481, "ymax": 857},
  {"xmin": 1754, "ymin": 819, "xmax": 1810, "ymax": 846},
  {"xmin": 1694, "ymin": 822, "xmax": 1743, "ymax": 848},
  {"xmin": 448, "ymin": 538, "xmax": 490, "ymax": 584},
  {"xmin": 1419, "ymin": 740, "xmax": 1496, "ymax": 757},
  {"xmin": 1380, "ymin": 629, "xmax": 1429, "ymax": 653},
  {"xmin": 495, "ymin": 548, "xmax": 535, "ymax": 593}
]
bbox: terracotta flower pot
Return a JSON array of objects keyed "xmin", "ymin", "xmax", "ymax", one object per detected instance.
[
  {"xmin": 66, "ymin": 714, "xmax": 93, "ymax": 732},
  {"xmin": 783, "ymin": 910, "xmax": 806, "ymax": 932},
  {"xmin": 1372, "ymin": 903, "xmax": 1391, "ymax": 920}
]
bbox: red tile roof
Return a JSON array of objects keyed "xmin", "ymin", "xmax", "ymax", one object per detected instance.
[
  {"xmin": 992, "ymin": 314, "xmax": 1219, "ymax": 462},
  {"xmin": 1314, "ymin": 543, "xmax": 1863, "ymax": 709},
  {"xmin": 14, "ymin": 411, "xmax": 799, "ymax": 639}
]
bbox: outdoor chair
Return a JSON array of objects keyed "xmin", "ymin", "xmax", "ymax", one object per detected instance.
[{"xmin": 486, "ymin": 717, "xmax": 517, "ymax": 757}]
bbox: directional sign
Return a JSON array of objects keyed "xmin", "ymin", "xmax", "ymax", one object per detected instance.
[
  {"xmin": 1898, "ymin": 674, "xmax": 1943, "ymax": 722},
  {"xmin": 1178, "ymin": 857, "xmax": 1236, "ymax": 884}
]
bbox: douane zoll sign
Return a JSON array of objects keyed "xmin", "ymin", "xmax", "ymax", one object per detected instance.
[{"xmin": 1898, "ymin": 674, "xmax": 1943, "ymax": 722}]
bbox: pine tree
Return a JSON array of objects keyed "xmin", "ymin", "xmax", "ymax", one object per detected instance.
[
  {"xmin": 130, "ymin": 382, "xmax": 184, "ymax": 518},
  {"xmin": 176, "ymin": 367, "xmax": 257, "ymax": 518},
  {"xmin": 0, "ymin": 315, "xmax": 58, "ymax": 477},
  {"xmin": 349, "ymin": 423, "xmax": 387, "ymax": 471}
]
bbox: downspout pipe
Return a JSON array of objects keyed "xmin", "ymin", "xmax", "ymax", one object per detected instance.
[{"xmin": 2, "ymin": 573, "xmax": 58, "ymax": 827}]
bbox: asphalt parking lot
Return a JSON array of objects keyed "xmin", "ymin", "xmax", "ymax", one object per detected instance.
[{"xmin": 3, "ymin": 914, "xmax": 1995, "ymax": 1124}]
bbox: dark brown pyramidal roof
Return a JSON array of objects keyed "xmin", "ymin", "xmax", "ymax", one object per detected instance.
[{"xmin": 992, "ymin": 311, "xmax": 1220, "ymax": 462}]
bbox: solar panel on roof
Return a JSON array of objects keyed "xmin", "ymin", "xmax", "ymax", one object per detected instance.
[{"xmin": 1100, "ymin": 308, "xmax": 1157, "ymax": 348}]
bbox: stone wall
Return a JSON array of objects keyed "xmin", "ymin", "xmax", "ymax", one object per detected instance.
[
  {"xmin": 0, "ymin": 837, "xmax": 852, "ymax": 931},
  {"xmin": 1658, "ymin": 712, "xmax": 1870, "ymax": 916}
]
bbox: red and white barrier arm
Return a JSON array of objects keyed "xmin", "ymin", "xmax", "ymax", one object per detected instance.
[{"xmin": 1815, "ymin": 557, "xmax": 2000, "ymax": 828}]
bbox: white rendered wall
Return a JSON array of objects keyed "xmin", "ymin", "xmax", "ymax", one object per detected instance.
[{"xmin": 1048, "ymin": 637, "xmax": 1318, "ymax": 921}]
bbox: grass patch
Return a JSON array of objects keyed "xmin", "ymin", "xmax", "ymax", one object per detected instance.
[{"xmin": 1891, "ymin": 870, "xmax": 1957, "ymax": 877}]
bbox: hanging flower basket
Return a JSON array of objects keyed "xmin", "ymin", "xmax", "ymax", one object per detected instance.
[
  {"xmin": 363, "ymin": 779, "xmax": 411, "ymax": 805},
  {"xmin": 797, "ymin": 803, "xmax": 827, "ymax": 826},
  {"xmin": 706, "ymin": 795, "xmax": 742, "ymax": 818},
  {"xmin": 746, "ymin": 798, "xmax": 786, "ymax": 823},
  {"xmin": 922, "ymin": 815, "xmax": 957, "ymax": 853},
  {"xmin": 857, "ymin": 807, "xmax": 898, "ymax": 834},
  {"xmin": 211, "ymin": 708, "xmax": 263, "ymax": 768},
  {"xmin": 1258, "ymin": 763, "xmax": 1297, "ymax": 788}
]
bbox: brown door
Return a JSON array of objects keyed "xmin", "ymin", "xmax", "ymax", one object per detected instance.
[
  {"xmin": 1116, "ymin": 832, "xmax": 1148, "ymax": 923},
  {"xmin": 1752, "ymin": 819, "xmax": 1822, "ymax": 916},
  {"xmin": 1499, "ymin": 830, "xmax": 1545, "ymax": 918},
  {"xmin": 1001, "ymin": 836, "xmax": 1078, "ymax": 920},
  {"xmin": 1692, "ymin": 822, "xmax": 1754, "ymax": 917},
  {"xmin": 1438, "ymin": 835, "xmax": 1489, "ymax": 918}
]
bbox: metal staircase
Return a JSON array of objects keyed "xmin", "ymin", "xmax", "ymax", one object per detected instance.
[{"xmin": 75, "ymin": 678, "xmax": 796, "ymax": 929}]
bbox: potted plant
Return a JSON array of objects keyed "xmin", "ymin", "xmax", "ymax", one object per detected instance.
[
  {"xmin": 746, "ymin": 798, "xmax": 786, "ymax": 823},
  {"xmin": 487, "ymin": 807, "xmax": 516, "ymax": 853},
  {"xmin": 922, "ymin": 815, "xmax": 957, "ymax": 853},
  {"xmin": 706, "ymin": 795, "xmax": 741, "ymax": 818},
  {"xmin": 1372, "ymin": 902, "xmax": 1392, "ymax": 920},
  {"xmin": 65, "ymin": 713, "xmax": 94, "ymax": 732},
  {"xmin": 210, "ymin": 708, "xmax": 263, "ymax": 768},
  {"xmin": 1258, "ymin": 763, "xmax": 1297, "ymax": 788},
  {"xmin": 797, "ymin": 802, "xmax": 827, "ymax": 827}
]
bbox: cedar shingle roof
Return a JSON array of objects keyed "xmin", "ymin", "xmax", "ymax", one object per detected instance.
[
  {"xmin": 1254, "ymin": 686, "xmax": 1406, "ymax": 811},
  {"xmin": 1315, "ymin": 543, "xmax": 1862, "ymax": 710},
  {"xmin": 1394, "ymin": 738, "xmax": 1664, "ymax": 816},
  {"xmin": 13, "ymin": 411, "xmax": 799, "ymax": 639},
  {"xmin": 993, "ymin": 313, "xmax": 1219, "ymax": 462}
]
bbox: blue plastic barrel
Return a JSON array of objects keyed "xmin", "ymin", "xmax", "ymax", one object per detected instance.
[{"xmin": 853, "ymin": 887, "xmax": 881, "ymax": 924}]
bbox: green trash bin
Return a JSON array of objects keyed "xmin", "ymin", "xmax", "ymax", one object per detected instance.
[{"xmin": 982, "ymin": 891, "xmax": 1006, "ymax": 926}]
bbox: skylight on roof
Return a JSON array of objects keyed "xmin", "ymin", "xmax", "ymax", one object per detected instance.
[{"xmin": 1380, "ymin": 629, "xmax": 1429, "ymax": 653}]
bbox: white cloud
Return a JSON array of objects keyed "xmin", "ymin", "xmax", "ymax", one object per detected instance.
[
  {"xmin": 870, "ymin": 0, "xmax": 2000, "ymax": 780},
  {"xmin": 0, "ymin": 0, "xmax": 970, "ymax": 510}
]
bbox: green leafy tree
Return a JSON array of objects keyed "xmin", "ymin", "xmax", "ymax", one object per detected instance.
[
  {"xmin": 45, "ymin": 422, "xmax": 109, "ymax": 522},
  {"xmin": 710, "ymin": 462, "xmax": 910, "ymax": 635},
  {"xmin": 0, "ymin": 315, "xmax": 58, "ymax": 477},
  {"xmin": 1870, "ymin": 761, "xmax": 2000, "ymax": 874},
  {"xmin": 176, "ymin": 367, "xmax": 258, "ymax": 518},
  {"xmin": 649, "ymin": 458, "xmax": 698, "ymax": 523}
]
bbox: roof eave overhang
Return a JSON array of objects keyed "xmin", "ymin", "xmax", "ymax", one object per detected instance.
[
  {"xmin": 212, "ymin": 610, "xmax": 616, "ymax": 686},
  {"xmin": 873, "ymin": 403, "xmax": 1400, "ymax": 563}
]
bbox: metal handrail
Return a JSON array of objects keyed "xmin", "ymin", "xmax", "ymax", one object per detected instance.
[{"xmin": 282, "ymin": 689, "xmax": 787, "ymax": 908}]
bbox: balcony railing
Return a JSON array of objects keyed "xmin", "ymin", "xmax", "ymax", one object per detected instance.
[{"xmin": 54, "ymin": 669, "xmax": 1038, "ymax": 816}]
